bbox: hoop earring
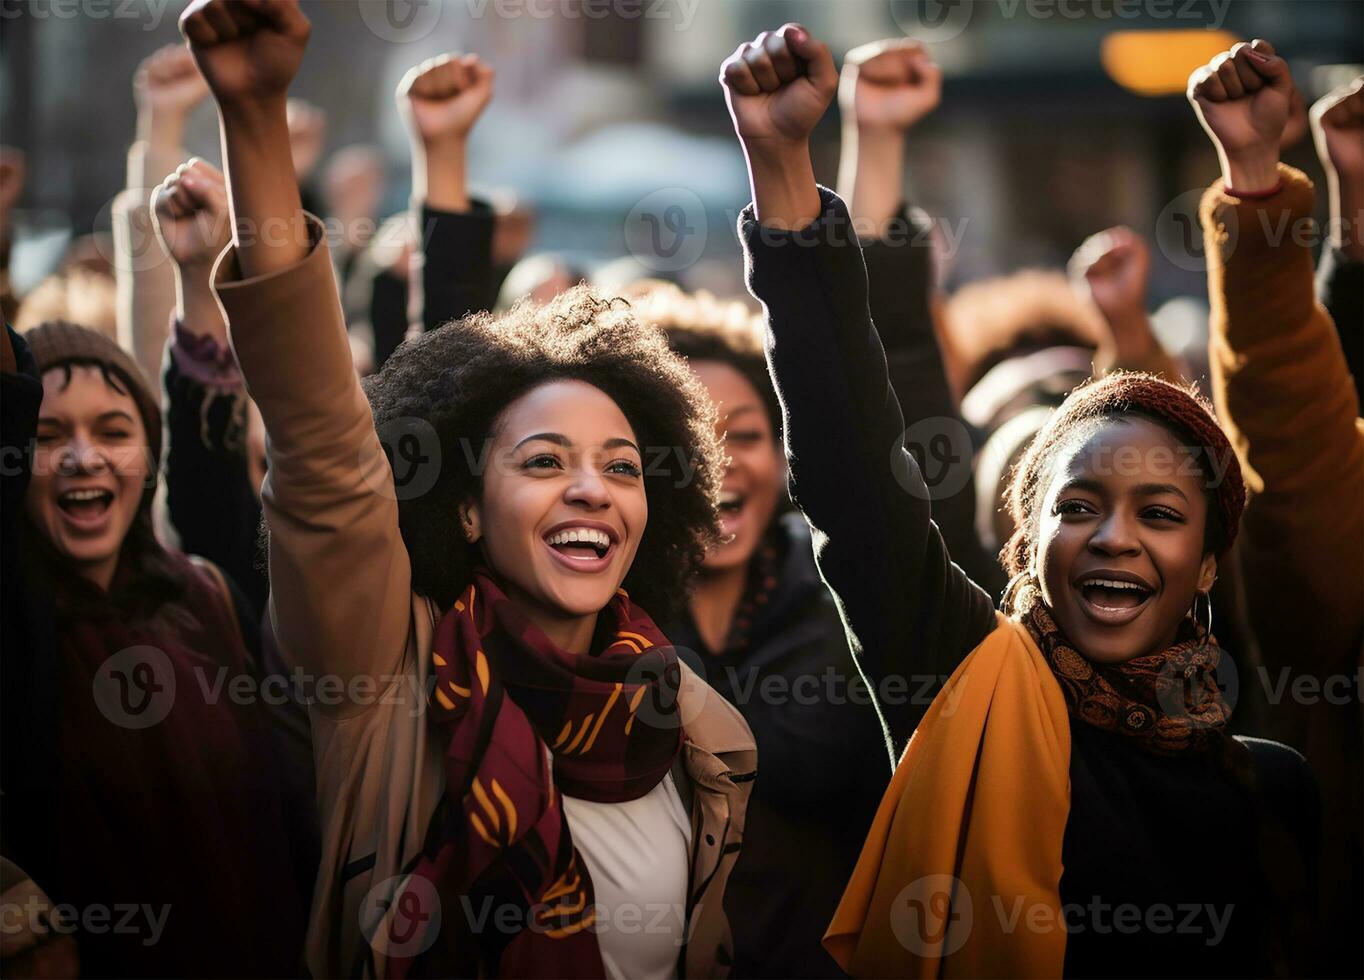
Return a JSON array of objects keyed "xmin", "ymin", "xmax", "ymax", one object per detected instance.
[{"xmin": 1191, "ymin": 590, "xmax": 1213, "ymax": 636}]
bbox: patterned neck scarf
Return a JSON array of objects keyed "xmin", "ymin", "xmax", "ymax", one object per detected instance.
[
  {"xmin": 1014, "ymin": 581, "xmax": 1232, "ymax": 755},
  {"xmin": 384, "ymin": 570, "xmax": 684, "ymax": 979}
]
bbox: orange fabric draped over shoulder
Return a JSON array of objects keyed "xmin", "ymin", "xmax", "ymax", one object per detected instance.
[{"xmin": 825, "ymin": 613, "xmax": 1072, "ymax": 978}]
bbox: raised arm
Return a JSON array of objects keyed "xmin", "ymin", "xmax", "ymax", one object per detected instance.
[
  {"xmin": 152, "ymin": 158, "xmax": 268, "ymax": 614},
  {"xmin": 1311, "ymin": 78, "xmax": 1364, "ymax": 405},
  {"xmin": 837, "ymin": 38, "xmax": 1006, "ymax": 599},
  {"xmin": 1068, "ymin": 226, "xmax": 1185, "ymax": 379},
  {"xmin": 1190, "ymin": 40, "xmax": 1364, "ymax": 675},
  {"xmin": 115, "ymin": 45, "xmax": 208, "ymax": 385},
  {"xmin": 183, "ymin": 0, "xmax": 413, "ymax": 698},
  {"xmin": 398, "ymin": 53, "xmax": 497, "ymax": 330},
  {"xmin": 721, "ymin": 25, "xmax": 995, "ymax": 744}
]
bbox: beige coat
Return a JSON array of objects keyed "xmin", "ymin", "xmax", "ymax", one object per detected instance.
[{"xmin": 213, "ymin": 219, "xmax": 756, "ymax": 979}]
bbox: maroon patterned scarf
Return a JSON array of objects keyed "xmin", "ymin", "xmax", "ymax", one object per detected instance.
[
  {"xmin": 1014, "ymin": 581, "xmax": 1233, "ymax": 756},
  {"xmin": 384, "ymin": 570, "xmax": 684, "ymax": 978}
]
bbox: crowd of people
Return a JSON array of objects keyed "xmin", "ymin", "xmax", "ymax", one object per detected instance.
[{"xmin": 1, "ymin": 1, "xmax": 1360, "ymax": 977}]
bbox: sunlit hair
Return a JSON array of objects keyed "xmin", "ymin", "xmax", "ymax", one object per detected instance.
[
  {"xmin": 944, "ymin": 269, "xmax": 1106, "ymax": 393},
  {"xmin": 364, "ymin": 285, "xmax": 724, "ymax": 617},
  {"xmin": 999, "ymin": 372, "xmax": 1245, "ymax": 613},
  {"xmin": 625, "ymin": 281, "xmax": 781, "ymax": 440},
  {"xmin": 15, "ymin": 269, "xmax": 118, "ymax": 339}
]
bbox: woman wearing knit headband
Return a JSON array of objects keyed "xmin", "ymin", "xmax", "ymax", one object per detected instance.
[{"xmin": 721, "ymin": 26, "xmax": 1315, "ymax": 977}]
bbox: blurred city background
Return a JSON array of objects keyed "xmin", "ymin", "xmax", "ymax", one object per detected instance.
[{"xmin": 2, "ymin": 0, "xmax": 1361, "ymax": 310}]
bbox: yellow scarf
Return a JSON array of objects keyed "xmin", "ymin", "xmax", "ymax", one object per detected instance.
[{"xmin": 825, "ymin": 613, "xmax": 1071, "ymax": 978}]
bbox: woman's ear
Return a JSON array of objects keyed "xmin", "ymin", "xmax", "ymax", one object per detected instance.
[
  {"xmin": 1196, "ymin": 553, "xmax": 1218, "ymax": 593},
  {"xmin": 459, "ymin": 500, "xmax": 482, "ymax": 544}
]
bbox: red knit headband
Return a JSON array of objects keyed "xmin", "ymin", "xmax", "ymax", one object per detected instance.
[{"xmin": 1045, "ymin": 372, "xmax": 1246, "ymax": 554}]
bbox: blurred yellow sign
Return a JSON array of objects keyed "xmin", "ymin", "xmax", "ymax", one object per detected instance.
[{"xmin": 1102, "ymin": 30, "xmax": 1241, "ymax": 96}]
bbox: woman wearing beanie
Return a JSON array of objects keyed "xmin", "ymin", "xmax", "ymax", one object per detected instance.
[
  {"xmin": 721, "ymin": 25, "xmax": 1315, "ymax": 977},
  {"xmin": 182, "ymin": 3, "xmax": 754, "ymax": 978},
  {"xmin": 10, "ymin": 319, "xmax": 307, "ymax": 977}
]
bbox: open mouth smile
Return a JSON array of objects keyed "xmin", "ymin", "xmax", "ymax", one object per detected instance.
[
  {"xmin": 1072, "ymin": 571, "xmax": 1155, "ymax": 627},
  {"xmin": 56, "ymin": 486, "xmax": 116, "ymax": 531},
  {"xmin": 542, "ymin": 522, "xmax": 619, "ymax": 573}
]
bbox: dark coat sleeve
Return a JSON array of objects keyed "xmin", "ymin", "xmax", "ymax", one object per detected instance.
[
  {"xmin": 862, "ymin": 205, "xmax": 1008, "ymax": 601},
  {"xmin": 1317, "ymin": 247, "xmax": 1363, "ymax": 407},
  {"xmin": 740, "ymin": 188, "xmax": 997, "ymax": 747},
  {"xmin": 416, "ymin": 201, "xmax": 497, "ymax": 331},
  {"xmin": 164, "ymin": 350, "xmax": 268, "ymax": 618}
]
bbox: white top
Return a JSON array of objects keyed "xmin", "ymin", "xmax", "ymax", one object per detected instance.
[{"xmin": 561, "ymin": 772, "xmax": 693, "ymax": 980}]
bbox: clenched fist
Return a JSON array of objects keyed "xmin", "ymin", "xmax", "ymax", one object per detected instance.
[
  {"xmin": 1069, "ymin": 226, "xmax": 1151, "ymax": 338},
  {"xmin": 1188, "ymin": 39, "xmax": 1294, "ymax": 193},
  {"xmin": 153, "ymin": 158, "xmax": 231, "ymax": 268},
  {"xmin": 180, "ymin": 0, "xmax": 311, "ymax": 109},
  {"xmin": 841, "ymin": 39, "xmax": 941, "ymax": 133},
  {"xmin": 1312, "ymin": 77, "xmax": 1363, "ymax": 187},
  {"xmin": 398, "ymin": 53, "xmax": 495, "ymax": 147},
  {"xmin": 720, "ymin": 24, "xmax": 837, "ymax": 149},
  {"xmin": 134, "ymin": 44, "xmax": 209, "ymax": 121}
]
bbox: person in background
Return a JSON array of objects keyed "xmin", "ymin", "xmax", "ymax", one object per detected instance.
[
  {"xmin": 837, "ymin": 36, "xmax": 1006, "ymax": 601},
  {"xmin": 113, "ymin": 43, "xmax": 208, "ymax": 387},
  {"xmin": 1310, "ymin": 76, "xmax": 1363, "ymax": 404},
  {"xmin": 1193, "ymin": 46, "xmax": 1364, "ymax": 978},
  {"xmin": 722, "ymin": 25, "xmax": 1315, "ymax": 976},
  {"xmin": 627, "ymin": 282, "xmax": 890, "ymax": 979},
  {"xmin": 9, "ymin": 314, "xmax": 306, "ymax": 976}
]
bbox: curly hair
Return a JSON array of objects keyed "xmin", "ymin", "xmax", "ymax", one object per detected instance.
[
  {"xmin": 625, "ymin": 282, "xmax": 781, "ymax": 440},
  {"xmin": 1000, "ymin": 372, "xmax": 1245, "ymax": 612},
  {"xmin": 363, "ymin": 285, "xmax": 725, "ymax": 619}
]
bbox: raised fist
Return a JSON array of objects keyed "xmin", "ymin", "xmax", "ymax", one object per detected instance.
[
  {"xmin": 134, "ymin": 44, "xmax": 209, "ymax": 119},
  {"xmin": 1188, "ymin": 39, "xmax": 1293, "ymax": 189},
  {"xmin": 1311, "ymin": 76, "xmax": 1364, "ymax": 185},
  {"xmin": 720, "ymin": 24, "xmax": 837, "ymax": 148},
  {"xmin": 840, "ymin": 39, "xmax": 942, "ymax": 133},
  {"xmin": 153, "ymin": 158, "xmax": 231, "ymax": 268},
  {"xmin": 180, "ymin": 0, "xmax": 311, "ymax": 108},
  {"xmin": 398, "ymin": 53, "xmax": 495, "ymax": 146},
  {"xmin": 1069, "ymin": 226, "xmax": 1150, "ymax": 328}
]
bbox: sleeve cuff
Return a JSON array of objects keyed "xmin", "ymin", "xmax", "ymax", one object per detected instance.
[
  {"xmin": 170, "ymin": 316, "xmax": 243, "ymax": 388},
  {"xmin": 1199, "ymin": 163, "xmax": 1316, "ymax": 262}
]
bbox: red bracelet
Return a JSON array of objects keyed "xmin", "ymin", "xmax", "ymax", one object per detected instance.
[{"xmin": 1225, "ymin": 179, "xmax": 1283, "ymax": 200}]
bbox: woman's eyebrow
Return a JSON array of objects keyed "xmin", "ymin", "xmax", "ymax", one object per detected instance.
[
  {"xmin": 1134, "ymin": 482, "xmax": 1190, "ymax": 502},
  {"xmin": 513, "ymin": 432, "xmax": 571, "ymax": 451},
  {"xmin": 603, "ymin": 437, "xmax": 641, "ymax": 454},
  {"xmin": 96, "ymin": 410, "xmax": 137, "ymax": 424}
]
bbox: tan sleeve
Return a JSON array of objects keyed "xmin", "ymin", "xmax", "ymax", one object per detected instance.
[
  {"xmin": 113, "ymin": 140, "xmax": 179, "ymax": 388},
  {"xmin": 1201, "ymin": 164, "xmax": 1364, "ymax": 673},
  {"xmin": 213, "ymin": 217, "xmax": 413, "ymax": 712}
]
